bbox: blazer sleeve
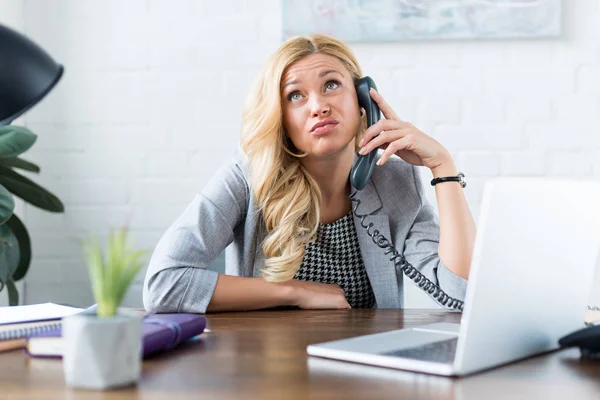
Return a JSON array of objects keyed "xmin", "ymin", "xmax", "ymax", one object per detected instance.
[
  {"xmin": 142, "ymin": 160, "xmax": 249, "ymax": 314},
  {"xmin": 401, "ymin": 166, "xmax": 468, "ymax": 307}
]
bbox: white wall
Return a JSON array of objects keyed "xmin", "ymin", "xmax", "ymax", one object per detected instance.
[
  {"xmin": 1, "ymin": 0, "xmax": 599, "ymax": 308},
  {"xmin": 0, "ymin": 0, "xmax": 23, "ymax": 30}
]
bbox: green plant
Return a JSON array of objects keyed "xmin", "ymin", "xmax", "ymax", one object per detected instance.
[
  {"xmin": 0, "ymin": 125, "xmax": 64, "ymax": 305},
  {"xmin": 82, "ymin": 228, "xmax": 146, "ymax": 317}
]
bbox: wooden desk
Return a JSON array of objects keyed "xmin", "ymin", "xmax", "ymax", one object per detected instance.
[{"xmin": 1, "ymin": 309, "xmax": 599, "ymax": 399}]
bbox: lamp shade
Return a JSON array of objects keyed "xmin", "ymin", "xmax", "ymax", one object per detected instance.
[{"xmin": 0, "ymin": 24, "xmax": 63, "ymax": 125}]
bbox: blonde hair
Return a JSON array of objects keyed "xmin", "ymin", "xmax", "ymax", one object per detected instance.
[{"xmin": 241, "ymin": 34, "xmax": 364, "ymax": 282}]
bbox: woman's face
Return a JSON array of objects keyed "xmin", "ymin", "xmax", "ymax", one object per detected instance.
[{"xmin": 281, "ymin": 53, "xmax": 361, "ymax": 159}]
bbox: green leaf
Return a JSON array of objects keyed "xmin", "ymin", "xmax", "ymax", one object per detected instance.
[
  {"xmin": 82, "ymin": 235, "xmax": 109, "ymax": 315},
  {"xmin": 0, "ymin": 157, "xmax": 40, "ymax": 173},
  {"xmin": 6, "ymin": 214, "xmax": 31, "ymax": 282},
  {"xmin": 0, "ymin": 126, "xmax": 37, "ymax": 158},
  {"xmin": 0, "ymin": 239, "xmax": 7, "ymax": 288},
  {"xmin": 0, "ymin": 166, "xmax": 64, "ymax": 212},
  {"xmin": 6, "ymin": 279, "xmax": 19, "ymax": 306},
  {"xmin": 0, "ymin": 184, "xmax": 15, "ymax": 224},
  {"xmin": 0, "ymin": 223, "xmax": 19, "ymax": 284},
  {"xmin": 114, "ymin": 249, "xmax": 145, "ymax": 309}
]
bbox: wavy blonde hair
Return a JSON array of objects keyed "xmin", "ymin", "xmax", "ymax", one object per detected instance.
[{"xmin": 241, "ymin": 34, "xmax": 364, "ymax": 282}]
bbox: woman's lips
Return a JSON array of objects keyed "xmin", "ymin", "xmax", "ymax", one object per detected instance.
[{"xmin": 311, "ymin": 122, "xmax": 339, "ymax": 135}]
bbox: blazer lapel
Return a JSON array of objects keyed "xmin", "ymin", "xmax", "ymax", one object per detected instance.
[{"xmin": 351, "ymin": 179, "xmax": 401, "ymax": 308}]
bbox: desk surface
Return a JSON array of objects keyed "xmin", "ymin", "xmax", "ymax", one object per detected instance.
[{"xmin": 1, "ymin": 309, "xmax": 599, "ymax": 399}]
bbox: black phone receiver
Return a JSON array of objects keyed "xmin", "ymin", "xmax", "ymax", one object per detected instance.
[
  {"xmin": 559, "ymin": 324, "xmax": 600, "ymax": 359},
  {"xmin": 350, "ymin": 76, "xmax": 381, "ymax": 190}
]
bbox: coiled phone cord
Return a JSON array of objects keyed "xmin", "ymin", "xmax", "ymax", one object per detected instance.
[{"xmin": 349, "ymin": 190, "xmax": 464, "ymax": 312}]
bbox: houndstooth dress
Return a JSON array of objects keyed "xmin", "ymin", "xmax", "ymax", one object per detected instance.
[{"xmin": 293, "ymin": 212, "xmax": 376, "ymax": 308}]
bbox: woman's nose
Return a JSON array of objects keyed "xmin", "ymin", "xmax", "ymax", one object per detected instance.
[{"xmin": 310, "ymin": 97, "xmax": 331, "ymax": 117}]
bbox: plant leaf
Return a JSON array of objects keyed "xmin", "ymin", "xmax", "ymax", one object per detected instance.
[
  {"xmin": 0, "ymin": 223, "xmax": 19, "ymax": 283},
  {"xmin": 0, "ymin": 184, "xmax": 15, "ymax": 224},
  {"xmin": 0, "ymin": 239, "xmax": 7, "ymax": 289},
  {"xmin": 82, "ymin": 235, "xmax": 109, "ymax": 316},
  {"xmin": 0, "ymin": 126, "xmax": 37, "ymax": 158},
  {"xmin": 107, "ymin": 228, "xmax": 126, "ymax": 314},
  {"xmin": 0, "ymin": 166, "xmax": 64, "ymax": 212},
  {"xmin": 114, "ymin": 249, "xmax": 145, "ymax": 308},
  {"xmin": 0, "ymin": 157, "xmax": 40, "ymax": 173},
  {"xmin": 6, "ymin": 214, "xmax": 31, "ymax": 281},
  {"xmin": 6, "ymin": 279, "xmax": 19, "ymax": 306}
]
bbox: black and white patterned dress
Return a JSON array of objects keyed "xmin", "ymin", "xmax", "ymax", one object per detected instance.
[{"xmin": 294, "ymin": 212, "xmax": 376, "ymax": 308}]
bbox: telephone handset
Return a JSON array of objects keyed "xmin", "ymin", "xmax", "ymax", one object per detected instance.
[
  {"xmin": 350, "ymin": 76, "xmax": 381, "ymax": 191},
  {"xmin": 349, "ymin": 76, "xmax": 464, "ymax": 311},
  {"xmin": 559, "ymin": 323, "xmax": 600, "ymax": 359}
]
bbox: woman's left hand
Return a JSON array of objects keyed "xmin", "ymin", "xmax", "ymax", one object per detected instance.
[{"xmin": 358, "ymin": 88, "xmax": 452, "ymax": 172}]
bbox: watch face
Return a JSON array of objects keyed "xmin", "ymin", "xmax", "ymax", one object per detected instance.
[{"xmin": 458, "ymin": 172, "xmax": 466, "ymax": 188}]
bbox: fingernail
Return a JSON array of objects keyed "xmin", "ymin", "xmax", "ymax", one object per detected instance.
[{"xmin": 359, "ymin": 147, "xmax": 366, "ymax": 155}]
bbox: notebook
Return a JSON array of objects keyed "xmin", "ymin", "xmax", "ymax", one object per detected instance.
[
  {"xmin": 0, "ymin": 303, "xmax": 83, "ymax": 341},
  {"xmin": 0, "ymin": 303, "xmax": 83, "ymax": 353},
  {"xmin": 25, "ymin": 313, "xmax": 206, "ymax": 358},
  {"xmin": 0, "ymin": 302, "xmax": 83, "ymax": 325}
]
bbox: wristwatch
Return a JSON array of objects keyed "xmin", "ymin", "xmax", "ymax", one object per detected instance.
[{"xmin": 430, "ymin": 172, "xmax": 466, "ymax": 188}]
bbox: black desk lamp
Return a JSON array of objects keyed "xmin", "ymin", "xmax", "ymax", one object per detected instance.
[{"xmin": 0, "ymin": 24, "xmax": 63, "ymax": 125}]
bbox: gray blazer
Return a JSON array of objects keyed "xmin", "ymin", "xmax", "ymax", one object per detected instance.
[{"xmin": 143, "ymin": 150, "xmax": 467, "ymax": 313}]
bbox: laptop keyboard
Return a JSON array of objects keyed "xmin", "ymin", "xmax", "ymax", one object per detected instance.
[{"xmin": 381, "ymin": 338, "xmax": 458, "ymax": 364}]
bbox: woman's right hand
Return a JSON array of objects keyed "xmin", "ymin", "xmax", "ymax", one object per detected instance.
[{"xmin": 281, "ymin": 279, "xmax": 351, "ymax": 309}]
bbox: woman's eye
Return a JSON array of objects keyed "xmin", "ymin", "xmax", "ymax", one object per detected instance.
[
  {"xmin": 325, "ymin": 80, "xmax": 340, "ymax": 91},
  {"xmin": 288, "ymin": 92, "xmax": 302, "ymax": 102}
]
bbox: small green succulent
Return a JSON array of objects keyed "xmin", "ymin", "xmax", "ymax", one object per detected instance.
[{"xmin": 81, "ymin": 228, "xmax": 146, "ymax": 317}]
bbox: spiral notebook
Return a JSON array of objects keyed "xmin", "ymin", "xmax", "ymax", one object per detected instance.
[{"xmin": 0, "ymin": 303, "xmax": 83, "ymax": 341}]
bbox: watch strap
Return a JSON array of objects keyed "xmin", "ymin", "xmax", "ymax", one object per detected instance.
[{"xmin": 430, "ymin": 172, "xmax": 466, "ymax": 188}]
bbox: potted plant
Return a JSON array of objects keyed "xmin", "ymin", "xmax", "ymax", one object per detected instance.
[
  {"xmin": 62, "ymin": 227, "xmax": 146, "ymax": 390},
  {"xmin": 0, "ymin": 125, "xmax": 64, "ymax": 306}
]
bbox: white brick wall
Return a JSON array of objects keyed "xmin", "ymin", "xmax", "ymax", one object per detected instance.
[{"xmin": 1, "ymin": 1, "xmax": 599, "ymax": 309}]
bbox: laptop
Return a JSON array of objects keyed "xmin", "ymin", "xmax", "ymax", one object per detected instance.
[{"xmin": 307, "ymin": 178, "xmax": 600, "ymax": 376}]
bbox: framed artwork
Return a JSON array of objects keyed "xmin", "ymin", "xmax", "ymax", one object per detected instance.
[{"xmin": 282, "ymin": 0, "xmax": 562, "ymax": 42}]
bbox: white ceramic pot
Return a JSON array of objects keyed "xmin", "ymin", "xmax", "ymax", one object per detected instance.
[{"xmin": 62, "ymin": 312, "xmax": 142, "ymax": 390}]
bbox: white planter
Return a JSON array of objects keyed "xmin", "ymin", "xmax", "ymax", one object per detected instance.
[{"xmin": 62, "ymin": 312, "xmax": 143, "ymax": 390}]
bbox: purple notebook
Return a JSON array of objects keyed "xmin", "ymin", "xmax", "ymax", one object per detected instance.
[
  {"xmin": 142, "ymin": 313, "xmax": 206, "ymax": 357},
  {"xmin": 25, "ymin": 313, "xmax": 206, "ymax": 358}
]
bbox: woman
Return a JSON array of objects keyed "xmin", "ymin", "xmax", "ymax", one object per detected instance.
[{"xmin": 143, "ymin": 34, "xmax": 476, "ymax": 313}]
